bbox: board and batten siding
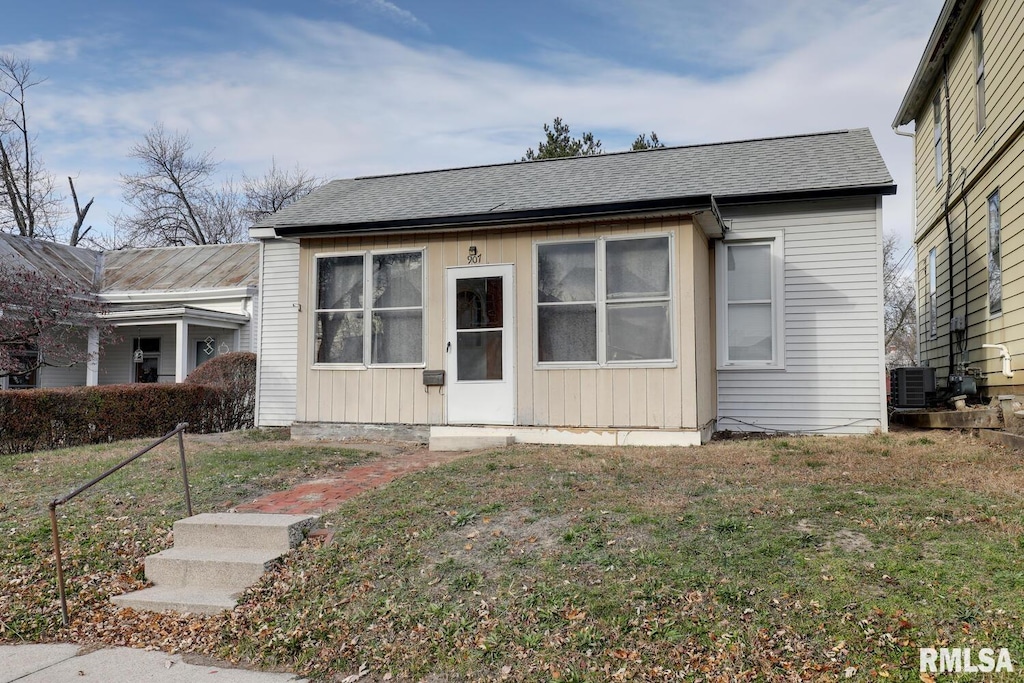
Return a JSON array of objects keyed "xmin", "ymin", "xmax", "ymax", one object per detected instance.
[
  {"xmin": 255, "ymin": 239, "xmax": 300, "ymax": 427},
  {"xmin": 717, "ymin": 198, "xmax": 887, "ymax": 434},
  {"xmin": 295, "ymin": 217, "xmax": 714, "ymax": 434}
]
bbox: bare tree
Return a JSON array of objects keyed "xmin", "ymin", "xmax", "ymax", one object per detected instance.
[
  {"xmin": 116, "ymin": 124, "xmax": 244, "ymax": 246},
  {"xmin": 883, "ymin": 232, "xmax": 916, "ymax": 367},
  {"xmin": 67, "ymin": 176, "xmax": 94, "ymax": 246},
  {"xmin": 0, "ymin": 55, "xmax": 61, "ymax": 240},
  {"xmin": 0, "ymin": 263, "xmax": 110, "ymax": 379},
  {"xmin": 241, "ymin": 159, "xmax": 325, "ymax": 224},
  {"xmin": 0, "ymin": 55, "xmax": 94, "ymax": 246},
  {"xmin": 117, "ymin": 125, "xmax": 324, "ymax": 246}
]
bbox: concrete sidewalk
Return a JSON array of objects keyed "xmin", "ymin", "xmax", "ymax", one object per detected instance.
[{"xmin": 0, "ymin": 644, "xmax": 307, "ymax": 683}]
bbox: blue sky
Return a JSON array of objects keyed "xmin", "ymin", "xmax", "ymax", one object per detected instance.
[{"xmin": 3, "ymin": 0, "xmax": 942, "ymax": 245}]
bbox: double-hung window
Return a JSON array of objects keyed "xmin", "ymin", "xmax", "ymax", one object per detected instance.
[
  {"xmin": 988, "ymin": 190, "xmax": 1002, "ymax": 316},
  {"xmin": 717, "ymin": 232, "xmax": 784, "ymax": 369},
  {"xmin": 536, "ymin": 235, "xmax": 673, "ymax": 366},
  {"xmin": 315, "ymin": 250, "xmax": 424, "ymax": 366}
]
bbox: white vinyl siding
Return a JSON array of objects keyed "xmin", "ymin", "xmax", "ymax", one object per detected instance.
[
  {"xmin": 716, "ymin": 198, "xmax": 886, "ymax": 435},
  {"xmin": 256, "ymin": 239, "xmax": 299, "ymax": 426}
]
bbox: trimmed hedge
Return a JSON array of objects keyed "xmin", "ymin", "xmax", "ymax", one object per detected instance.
[
  {"xmin": 0, "ymin": 383, "xmax": 228, "ymax": 454},
  {"xmin": 185, "ymin": 352, "xmax": 256, "ymax": 432}
]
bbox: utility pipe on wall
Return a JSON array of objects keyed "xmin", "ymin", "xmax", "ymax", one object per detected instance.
[{"xmin": 981, "ymin": 344, "xmax": 1014, "ymax": 379}]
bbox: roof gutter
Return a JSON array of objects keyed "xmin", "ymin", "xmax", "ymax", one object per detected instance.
[{"xmin": 271, "ymin": 195, "xmax": 716, "ymax": 237}]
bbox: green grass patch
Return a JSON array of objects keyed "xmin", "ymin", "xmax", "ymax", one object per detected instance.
[{"xmin": 2, "ymin": 430, "xmax": 1024, "ymax": 681}]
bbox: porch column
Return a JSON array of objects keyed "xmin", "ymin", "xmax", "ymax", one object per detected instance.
[
  {"xmin": 175, "ymin": 320, "xmax": 189, "ymax": 382},
  {"xmin": 86, "ymin": 327, "xmax": 100, "ymax": 386}
]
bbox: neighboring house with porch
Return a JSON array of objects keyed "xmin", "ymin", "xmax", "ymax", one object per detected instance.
[
  {"xmin": 250, "ymin": 128, "xmax": 895, "ymax": 445},
  {"xmin": 0, "ymin": 234, "xmax": 257, "ymax": 389},
  {"xmin": 894, "ymin": 0, "xmax": 1024, "ymax": 396}
]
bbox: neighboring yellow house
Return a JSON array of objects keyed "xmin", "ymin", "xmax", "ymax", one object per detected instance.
[
  {"xmin": 894, "ymin": 0, "xmax": 1024, "ymax": 397},
  {"xmin": 251, "ymin": 129, "xmax": 896, "ymax": 447}
]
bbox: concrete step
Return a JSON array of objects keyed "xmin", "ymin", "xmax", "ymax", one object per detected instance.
[
  {"xmin": 111, "ymin": 512, "xmax": 321, "ymax": 616},
  {"xmin": 172, "ymin": 513, "xmax": 318, "ymax": 552},
  {"xmin": 111, "ymin": 585, "xmax": 240, "ymax": 615},
  {"xmin": 145, "ymin": 546, "xmax": 284, "ymax": 590}
]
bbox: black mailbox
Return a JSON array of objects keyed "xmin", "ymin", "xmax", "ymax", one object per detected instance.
[{"xmin": 422, "ymin": 370, "xmax": 446, "ymax": 386}]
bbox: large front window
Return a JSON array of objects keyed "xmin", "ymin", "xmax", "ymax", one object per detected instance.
[
  {"xmin": 536, "ymin": 235, "xmax": 672, "ymax": 365},
  {"xmin": 315, "ymin": 250, "xmax": 424, "ymax": 365},
  {"xmin": 717, "ymin": 233, "xmax": 784, "ymax": 368}
]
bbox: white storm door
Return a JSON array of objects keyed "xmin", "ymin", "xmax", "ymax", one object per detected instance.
[{"xmin": 446, "ymin": 264, "xmax": 515, "ymax": 425}]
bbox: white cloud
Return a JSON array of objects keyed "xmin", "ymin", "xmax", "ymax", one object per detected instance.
[
  {"xmin": 22, "ymin": 4, "xmax": 936, "ymax": 246},
  {"xmin": 0, "ymin": 38, "xmax": 83, "ymax": 63},
  {"xmin": 336, "ymin": 0, "xmax": 430, "ymax": 32}
]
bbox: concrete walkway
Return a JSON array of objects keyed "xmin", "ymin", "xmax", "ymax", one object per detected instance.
[{"xmin": 0, "ymin": 644, "xmax": 307, "ymax": 682}]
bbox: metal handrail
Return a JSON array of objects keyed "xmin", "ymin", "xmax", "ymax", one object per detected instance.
[{"xmin": 48, "ymin": 422, "xmax": 191, "ymax": 626}]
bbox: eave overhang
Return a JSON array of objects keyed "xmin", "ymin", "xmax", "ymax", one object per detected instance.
[
  {"xmin": 264, "ymin": 184, "xmax": 894, "ymax": 240},
  {"xmin": 893, "ymin": 0, "xmax": 980, "ymax": 127}
]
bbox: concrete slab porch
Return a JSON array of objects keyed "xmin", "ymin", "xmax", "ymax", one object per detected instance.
[{"xmin": 428, "ymin": 425, "xmax": 706, "ymax": 451}]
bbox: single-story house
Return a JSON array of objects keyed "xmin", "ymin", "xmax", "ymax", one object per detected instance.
[
  {"xmin": 0, "ymin": 235, "xmax": 258, "ymax": 389},
  {"xmin": 250, "ymin": 128, "xmax": 896, "ymax": 446}
]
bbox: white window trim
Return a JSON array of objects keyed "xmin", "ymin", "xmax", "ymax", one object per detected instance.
[
  {"xmin": 716, "ymin": 230, "xmax": 786, "ymax": 371},
  {"xmin": 312, "ymin": 247, "xmax": 427, "ymax": 369},
  {"xmin": 533, "ymin": 233, "xmax": 677, "ymax": 369}
]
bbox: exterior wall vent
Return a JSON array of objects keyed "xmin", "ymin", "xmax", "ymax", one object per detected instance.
[{"xmin": 890, "ymin": 367, "xmax": 936, "ymax": 408}]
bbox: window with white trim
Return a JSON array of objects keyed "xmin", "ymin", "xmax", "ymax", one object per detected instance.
[
  {"xmin": 717, "ymin": 233, "xmax": 784, "ymax": 368},
  {"xmin": 314, "ymin": 250, "xmax": 424, "ymax": 366},
  {"xmin": 988, "ymin": 190, "xmax": 1002, "ymax": 316},
  {"xmin": 536, "ymin": 235, "xmax": 673, "ymax": 365}
]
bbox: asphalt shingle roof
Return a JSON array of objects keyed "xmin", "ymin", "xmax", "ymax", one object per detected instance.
[{"xmin": 256, "ymin": 128, "xmax": 894, "ymax": 233}]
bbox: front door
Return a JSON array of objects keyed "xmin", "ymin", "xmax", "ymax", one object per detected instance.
[{"xmin": 446, "ymin": 264, "xmax": 515, "ymax": 424}]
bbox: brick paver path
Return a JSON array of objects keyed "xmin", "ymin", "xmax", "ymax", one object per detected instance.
[{"xmin": 234, "ymin": 446, "xmax": 470, "ymax": 515}]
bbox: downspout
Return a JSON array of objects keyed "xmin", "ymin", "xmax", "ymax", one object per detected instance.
[
  {"xmin": 943, "ymin": 56, "xmax": 956, "ymax": 383},
  {"xmin": 960, "ymin": 168, "xmax": 969, "ymax": 373},
  {"xmin": 892, "ymin": 124, "xmax": 917, "ymax": 364}
]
